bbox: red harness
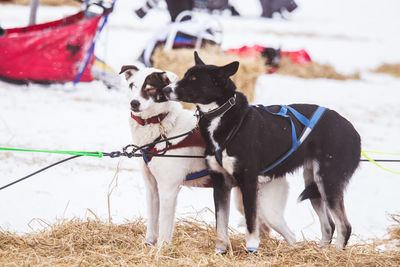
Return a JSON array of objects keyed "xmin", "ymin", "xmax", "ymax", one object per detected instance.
[
  {"xmin": 131, "ymin": 112, "xmax": 206, "ymax": 163},
  {"xmin": 144, "ymin": 129, "xmax": 205, "ymax": 162}
]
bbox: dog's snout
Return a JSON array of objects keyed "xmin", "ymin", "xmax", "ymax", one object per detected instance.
[
  {"xmin": 163, "ymin": 86, "xmax": 172, "ymax": 96},
  {"xmin": 130, "ymin": 100, "xmax": 140, "ymax": 111}
]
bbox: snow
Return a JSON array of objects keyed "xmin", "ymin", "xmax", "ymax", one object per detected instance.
[{"xmin": 1, "ymin": 0, "xmax": 400, "ymax": 245}]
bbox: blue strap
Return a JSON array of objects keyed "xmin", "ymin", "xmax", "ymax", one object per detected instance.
[
  {"xmin": 186, "ymin": 169, "xmax": 209, "ymax": 181},
  {"xmin": 286, "ymin": 106, "xmax": 310, "ymax": 127},
  {"xmin": 215, "ymin": 149, "xmax": 223, "ymax": 167},
  {"xmin": 309, "ymin": 106, "xmax": 326, "ymax": 129},
  {"xmin": 259, "ymin": 105, "xmax": 326, "ymax": 174},
  {"xmin": 141, "ymin": 150, "xmax": 149, "ymax": 165}
]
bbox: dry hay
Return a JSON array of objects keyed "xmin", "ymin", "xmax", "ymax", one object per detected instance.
[
  {"xmin": 152, "ymin": 46, "xmax": 267, "ymax": 109},
  {"xmin": 1, "ymin": 217, "xmax": 399, "ymax": 266},
  {"xmin": 2, "ymin": 0, "xmax": 81, "ymax": 6},
  {"xmin": 373, "ymin": 63, "xmax": 400, "ymax": 77},
  {"xmin": 274, "ymin": 56, "xmax": 360, "ymax": 80}
]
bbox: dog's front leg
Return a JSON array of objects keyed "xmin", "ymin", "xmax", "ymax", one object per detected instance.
[
  {"xmin": 211, "ymin": 171, "xmax": 232, "ymax": 253},
  {"xmin": 141, "ymin": 164, "xmax": 159, "ymax": 245},
  {"xmin": 235, "ymin": 169, "xmax": 260, "ymax": 252},
  {"xmin": 157, "ymin": 181, "xmax": 181, "ymax": 246}
]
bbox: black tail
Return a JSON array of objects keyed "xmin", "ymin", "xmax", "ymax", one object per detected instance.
[{"xmin": 298, "ymin": 182, "xmax": 321, "ymax": 202}]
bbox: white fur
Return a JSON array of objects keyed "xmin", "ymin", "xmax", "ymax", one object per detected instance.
[
  {"xmin": 221, "ymin": 151, "xmax": 236, "ymax": 175},
  {"xmin": 233, "ymin": 177, "xmax": 295, "ymax": 248},
  {"xmin": 165, "ymin": 82, "xmax": 178, "ymax": 100},
  {"xmin": 208, "ymin": 117, "xmax": 221, "ymax": 150},
  {"xmin": 257, "ymin": 177, "xmax": 296, "ymax": 245},
  {"xmin": 123, "ymin": 67, "xmax": 211, "ymax": 246}
]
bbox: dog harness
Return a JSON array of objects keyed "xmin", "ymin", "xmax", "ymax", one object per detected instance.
[
  {"xmin": 131, "ymin": 112, "xmax": 209, "ymax": 181},
  {"xmin": 256, "ymin": 105, "xmax": 326, "ymax": 174},
  {"xmin": 206, "ymin": 100, "xmax": 326, "ymax": 174}
]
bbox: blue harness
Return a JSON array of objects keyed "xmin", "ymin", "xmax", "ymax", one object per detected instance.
[
  {"xmin": 255, "ymin": 105, "xmax": 326, "ymax": 174},
  {"xmin": 214, "ymin": 104, "xmax": 326, "ymax": 174}
]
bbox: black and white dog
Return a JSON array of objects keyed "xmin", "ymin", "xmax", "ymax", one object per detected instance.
[
  {"xmin": 119, "ymin": 65, "xmax": 295, "ymax": 249},
  {"xmin": 162, "ymin": 52, "xmax": 361, "ymax": 251}
]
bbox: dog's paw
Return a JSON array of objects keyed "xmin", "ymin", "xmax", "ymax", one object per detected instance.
[
  {"xmin": 246, "ymin": 247, "xmax": 258, "ymax": 253},
  {"xmin": 215, "ymin": 248, "xmax": 227, "ymax": 254},
  {"xmin": 317, "ymin": 240, "xmax": 330, "ymax": 248},
  {"xmin": 145, "ymin": 239, "xmax": 156, "ymax": 246}
]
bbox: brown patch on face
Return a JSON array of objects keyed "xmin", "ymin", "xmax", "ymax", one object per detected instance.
[{"xmin": 141, "ymin": 72, "xmax": 171, "ymax": 100}]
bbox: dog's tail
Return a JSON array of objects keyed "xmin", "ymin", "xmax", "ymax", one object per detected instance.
[{"xmin": 297, "ymin": 182, "xmax": 321, "ymax": 202}]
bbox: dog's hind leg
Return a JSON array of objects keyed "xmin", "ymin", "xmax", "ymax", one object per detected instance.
[
  {"xmin": 233, "ymin": 187, "xmax": 271, "ymax": 238},
  {"xmin": 141, "ymin": 164, "xmax": 159, "ymax": 245},
  {"xmin": 212, "ymin": 171, "xmax": 232, "ymax": 253},
  {"xmin": 258, "ymin": 176, "xmax": 296, "ymax": 245},
  {"xmin": 320, "ymin": 177, "xmax": 352, "ymax": 250},
  {"xmin": 326, "ymin": 195, "xmax": 351, "ymax": 250},
  {"xmin": 302, "ymin": 160, "xmax": 335, "ymax": 247}
]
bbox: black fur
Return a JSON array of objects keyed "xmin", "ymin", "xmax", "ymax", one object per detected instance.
[
  {"xmin": 298, "ymin": 182, "xmax": 321, "ymax": 201},
  {"xmin": 163, "ymin": 52, "xmax": 361, "ymax": 249}
]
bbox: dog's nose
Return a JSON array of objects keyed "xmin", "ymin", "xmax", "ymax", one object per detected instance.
[
  {"xmin": 162, "ymin": 86, "xmax": 172, "ymax": 97},
  {"xmin": 130, "ymin": 100, "xmax": 140, "ymax": 111}
]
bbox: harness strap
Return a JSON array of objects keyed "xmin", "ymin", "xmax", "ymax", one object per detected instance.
[
  {"xmin": 258, "ymin": 105, "xmax": 326, "ymax": 174},
  {"xmin": 214, "ymin": 108, "xmax": 249, "ymax": 167},
  {"xmin": 186, "ymin": 169, "xmax": 209, "ymax": 181},
  {"xmin": 197, "ymin": 95, "xmax": 236, "ymax": 121},
  {"xmin": 142, "ymin": 130, "xmax": 208, "ymax": 181}
]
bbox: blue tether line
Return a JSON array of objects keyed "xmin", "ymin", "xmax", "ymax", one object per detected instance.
[
  {"xmin": 255, "ymin": 105, "xmax": 326, "ymax": 174},
  {"xmin": 74, "ymin": 0, "xmax": 117, "ymax": 85}
]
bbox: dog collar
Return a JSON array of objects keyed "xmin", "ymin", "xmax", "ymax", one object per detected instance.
[
  {"xmin": 131, "ymin": 112, "xmax": 168, "ymax": 126},
  {"xmin": 196, "ymin": 94, "xmax": 236, "ymax": 121}
]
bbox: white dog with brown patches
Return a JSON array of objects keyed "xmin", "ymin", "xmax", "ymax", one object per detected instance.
[{"xmin": 119, "ymin": 65, "xmax": 295, "ymax": 250}]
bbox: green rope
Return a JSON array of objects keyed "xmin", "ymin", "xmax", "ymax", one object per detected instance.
[
  {"xmin": 361, "ymin": 150, "xmax": 400, "ymax": 175},
  {"xmin": 0, "ymin": 147, "xmax": 103, "ymax": 158}
]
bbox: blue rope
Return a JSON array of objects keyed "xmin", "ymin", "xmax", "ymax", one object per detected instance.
[{"xmin": 73, "ymin": 0, "xmax": 117, "ymax": 85}]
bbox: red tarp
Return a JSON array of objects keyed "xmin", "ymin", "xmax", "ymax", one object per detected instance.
[
  {"xmin": 226, "ymin": 44, "xmax": 312, "ymax": 66},
  {"xmin": 0, "ymin": 12, "xmax": 101, "ymax": 83}
]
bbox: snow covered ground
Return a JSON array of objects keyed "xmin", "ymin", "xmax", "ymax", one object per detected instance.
[{"xmin": 1, "ymin": 0, "xmax": 400, "ymax": 246}]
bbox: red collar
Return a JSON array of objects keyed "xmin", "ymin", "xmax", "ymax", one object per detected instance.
[{"xmin": 131, "ymin": 112, "xmax": 168, "ymax": 126}]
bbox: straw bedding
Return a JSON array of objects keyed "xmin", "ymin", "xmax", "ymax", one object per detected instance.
[
  {"xmin": 373, "ymin": 63, "xmax": 400, "ymax": 78},
  {"xmin": 1, "ymin": 216, "xmax": 399, "ymax": 266},
  {"xmin": 152, "ymin": 46, "xmax": 267, "ymax": 109},
  {"xmin": 152, "ymin": 46, "xmax": 360, "ymax": 109},
  {"xmin": 274, "ymin": 56, "xmax": 360, "ymax": 80}
]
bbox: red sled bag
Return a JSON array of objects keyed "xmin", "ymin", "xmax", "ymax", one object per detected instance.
[
  {"xmin": 226, "ymin": 45, "xmax": 312, "ymax": 73},
  {"xmin": 0, "ymin": 11, "xmax": 101, "ymax": 83}
]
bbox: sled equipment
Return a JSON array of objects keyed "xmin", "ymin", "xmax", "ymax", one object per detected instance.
[
  {"xmin": 138, "ymin": 11, "xmax": 222, "ymax": 67},
  {"xmin": 0, "ymin": 1, "xmax": 114, "ymax": 84}
]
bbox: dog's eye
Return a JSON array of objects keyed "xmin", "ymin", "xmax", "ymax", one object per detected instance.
[
  {"xmin": 129, "ymin": 83, "xmax": 135, "ymax": 90},
  {"xmin": 189, "ymin": 76, "xmax": 197, "ymax": 81},
  {"xmin": 145, "ymin": 85, "xmax": 157, "ymax": 95}
]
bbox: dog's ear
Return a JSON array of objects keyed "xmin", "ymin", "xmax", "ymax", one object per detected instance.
[
  {"xmin": 119, "ymin": 65, "xmax": 139, "ymax": 80},
  {"xmin": 218, "ymin": 61, "xmax": 239, "ymax": 77},
  {"xmin": 194, "ymin": 51, "xmax": 205, "ymax": 66}
]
